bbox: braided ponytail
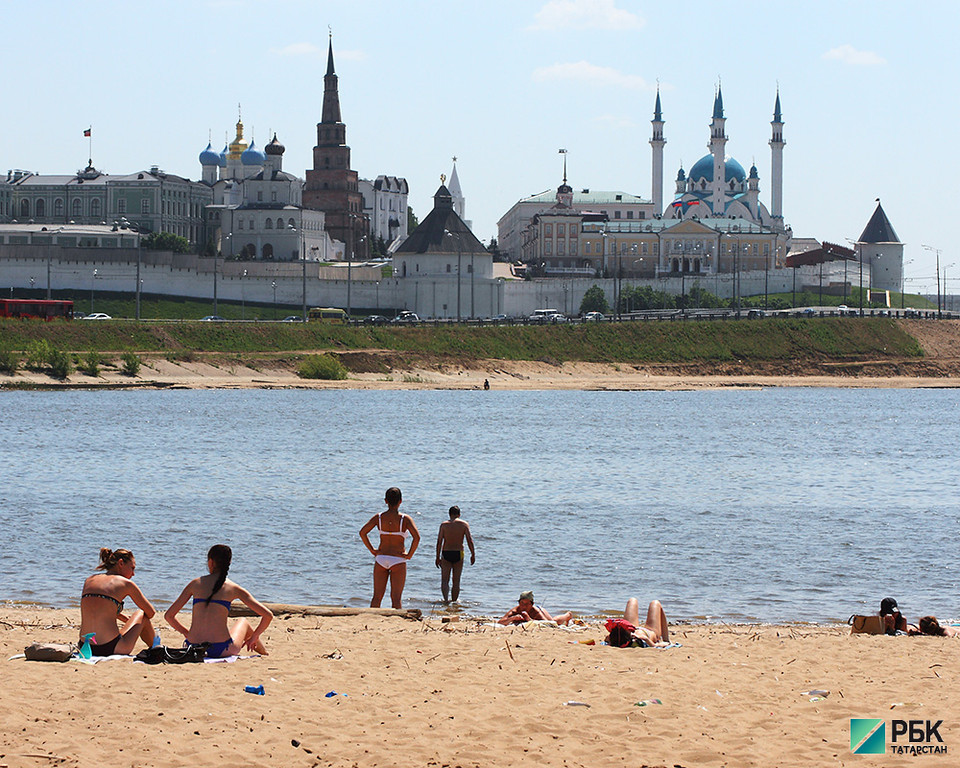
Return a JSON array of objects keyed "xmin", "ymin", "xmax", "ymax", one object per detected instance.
[{"xmin": 205, "ymin": 544, "xmax": 232, "ymax": 604}]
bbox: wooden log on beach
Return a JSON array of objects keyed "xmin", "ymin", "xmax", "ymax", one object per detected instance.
[{"xmin": 229, "ymin": 602, "xmax": 422, "ymax": 620}]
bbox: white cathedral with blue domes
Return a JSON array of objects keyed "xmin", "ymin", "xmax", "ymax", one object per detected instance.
[{"xmin": 198, "ymin": 111, "xmax": 333, "ymax": 261}]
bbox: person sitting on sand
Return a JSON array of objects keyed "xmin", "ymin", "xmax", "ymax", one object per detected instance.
[
  {"xmin": 80, "ymin": 547, "xmax": 157, "ymax": 656},
  {"xmin": 164, "ymin": 544, "xmax": 273, "ymax": 657},
  {"xmin": 360, "ymin": 487, "xmax": 421, "ymax": 609},
  {"xmin": 435, "ymin": 505, "xmax": 476, "ymax": 603},
  {"xmin": 918, "ymin": 616, "xmax": 960, "ymax": 637},
  {"xmin": 605, "ymin": 598, "xmax": 670, "ymax": 647},
  {"xmin": 880, "ymin": 597, "xmax": 919, "ymax": 635},
  {"xmin": 499, "ymin": 591, "xmax": 573, "ymax": 625}
]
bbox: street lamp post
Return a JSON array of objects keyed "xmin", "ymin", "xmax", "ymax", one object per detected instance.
[
  {"xmin": 29, "ymin": 276, "xmax": 35, "ymax": 294},
  {"xmin": 901, "ymin": 259, "xmax": 913, "ymax": 310},
  {"xmin": 241, "ymin": 269, "xmax": 247, "ymax": 320},
  {"xmin": 445, "ymin": 229, "xmax": 462, "ymax": 321},
  {"xmin": 90, "ymin": 268, "xmax": 97, "ymax": 313},
  {"xmin": 375, "ymin": 280, "xmax": 380, "ymax": 310},
  {"xmin": 922, "ymin": 245, "xmax": 942, "ymax": 316},
  {"xmin": 272, "ymin": 280, "xmax": 277, "ymax": 319}
]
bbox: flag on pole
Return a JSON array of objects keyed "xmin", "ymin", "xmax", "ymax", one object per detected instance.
[{"xmin": 83, "ymin": 128, "xmax": 91, "ymax": 137}]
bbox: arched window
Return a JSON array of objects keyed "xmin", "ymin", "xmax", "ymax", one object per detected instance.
[
  {"xmin": 288, "ymin": 218, "xmax": 295, "ymax": 229},
  {"xmin": 245, "ymin": 243, "xmax": 255, "ymax": 258},
  {"xmin": 54, "ymin": 198, "xmax": 63, "ymax": 217},
  {"xmin": 91, "ymin": 198, "xmax": 101, "ymax": 217},
  {"xmin": 262, "ymin": 244, "xmax": 274, "ymax": 259},
  {"xmin": 72, "ymin": 199, "xmax": 82, "ymax": 216},
  {"xmin": 20, "ymin": 199, "xmax": 30, "ymax": 218},
  {"xmin": 36, "ymin": 199, "xmax": 45, "ymax": 217},
  {"xmin": 265, "ymin": 218, "xmax": 273, "ymax": 229},
  {"xmin": 277, "ymin": 218, "xmax": 284, "ymax": 230}
]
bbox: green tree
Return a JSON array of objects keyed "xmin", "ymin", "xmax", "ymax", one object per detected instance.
[
  {"xmin": 579, "ymin": 284, "xmax": 609, "ymax": 315},
  {"xmin": 407, "ymin": 206, "xmax": 419, "ymax": 233},
  {"xmin": 142, "ymin": 231, "xmax": 190, "ymax": 254}
]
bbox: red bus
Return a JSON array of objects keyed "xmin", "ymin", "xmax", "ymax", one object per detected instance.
[{"xmin": 0, "ymin": 299, "xmax": 74, "ymax": 320}]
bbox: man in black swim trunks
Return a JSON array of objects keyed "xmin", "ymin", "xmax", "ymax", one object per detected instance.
[{"xmin": 435, "ymin": 505, "xmax": 476, "ymax": 603}]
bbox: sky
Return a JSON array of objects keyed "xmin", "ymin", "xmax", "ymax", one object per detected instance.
[{"xmin": 4, "ymin": 0, "xmax": 958, "ymax": 293}]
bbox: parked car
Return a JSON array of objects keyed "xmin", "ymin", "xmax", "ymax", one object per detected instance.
[
  {"xmin": 904, "ymin": 309, "xmax": 921, "ymax": 318},
  {"xmin": 747, "ymin": 309, "xmax": 765, "ymax": 319},
  {"xmin": 200, "ymin": 315, "xmax": 225, "ymax": 322},
  {"xmin": 583, "ymin": 311, "xmax": 605, "ymax": 322},
  {"xmin": 81, "ymin": 312, "xmax": 112, "ymax": 320},
  {"xmin": 364, "ymin": 314, "xmax": 388, "ymax": 326},
  {"xmin": 488, "ymin": 314, "xmax": 509, "ymax": 324},
  {"xmin": 391, "ymin": 311, "xmax": 420, "ymax": 324},
  {"xmin": 72, "ymin": 311, "xmax": 87, "ymax": 319},
  {"xmin": 799, "ymin": 308, "xmax": 816, "ymax": 317},
  {"xmin": 281, "ymin": 315, "xmax": 304, "ymax": 322}
]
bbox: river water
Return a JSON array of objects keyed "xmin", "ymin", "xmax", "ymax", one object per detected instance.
[{"xmin": 1, "ymin": 388, "xmax": 957, "ymax": 623}]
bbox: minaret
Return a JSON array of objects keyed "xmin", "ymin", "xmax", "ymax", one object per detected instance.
[
  {"xmin": 708, "ymin": 85, "xmax": 727, "ymax": 215},
  {"xmin": 747, "ymin": 163, "xmax": 760, "ymax": 220},
  {"xmin": 303, "ymin": 33, "xmax": 368, "ymax": 259},
  {"xmin": 650, "ymin": 87, "xmax": 665, "ymax": 214},
  {"xmin": 769, "ymin": 89, "xmax": 785, "ymax": 222}
]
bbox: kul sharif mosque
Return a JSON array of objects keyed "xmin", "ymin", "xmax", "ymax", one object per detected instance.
[{"xmin": 663, "ymin": 86, "xmax": 786, "ymax": 232}]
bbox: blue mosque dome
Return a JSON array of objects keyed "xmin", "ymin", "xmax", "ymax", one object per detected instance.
[
  {"xmin": 241, "ymin": 141, "xmax": 267, "ymax": 166},
  {"xmin": 199, "ymin": 142, "xmax": 220, "ymax": 166},
  {"xmin": 688, "ymin": 154, "xmax": 747, "ymax": 183},
  {"xmin": 219, "ymin": 145, "xmax": 228, "ymax": 168}
]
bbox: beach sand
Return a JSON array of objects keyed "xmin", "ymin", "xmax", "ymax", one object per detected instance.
[{"xmin": 2, "ymin": 606, "xmax": 956, "ymax": 767}]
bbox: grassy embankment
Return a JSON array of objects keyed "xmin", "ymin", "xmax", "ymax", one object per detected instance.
[{"xmin": 0, "ymin": 316, "xmax": 926, "ymax": 372}]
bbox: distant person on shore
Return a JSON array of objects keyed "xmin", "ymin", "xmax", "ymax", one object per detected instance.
[
  {"xmin": 605, "ymin": 599, "xmax": 670, "ymax": 647},
  {"xmin": 79, "ymin": 547, "xmax": 157, "ymax": 656},
  {"xmin": 164, "ymin": 544, "xmax": 273, "ymax": 657},
  {"xmin": 918, "ymin": 616, "xmax": 960, "ymax": 637},
  {"xmin": 435, "ymin": 505, "xmax": 476, "ymax": 603},
  {"xmin": 880, "ymin": 597, "xmax": 919, "ymax": 635},
  {"xmin": 499, "ymin": 590, "xmax": 573, "ymax": 625},
  {"xmin": 360, "ymin": 487, "xmax": 421, "ymax": 609}
]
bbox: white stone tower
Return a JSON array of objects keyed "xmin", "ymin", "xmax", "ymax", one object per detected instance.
[
  {"xmin": 709, "ymin": 86, "xmax": 727, "ymax": 214},
  {"xmin": 650, "ymin": 88, "xmax": 665, "ymax": 214},
  {"xmin": 769, "ymin": 90, "xmax": 785, "ymax": 223}
]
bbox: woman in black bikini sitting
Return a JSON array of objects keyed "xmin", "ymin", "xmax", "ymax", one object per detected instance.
[
  {"xmin": 164, "ymin": 544, "xmax": 273, "ymax": 658},
  {"xmin": 79, "ymin": 547, "xmax": 157, "ymax": 656}
]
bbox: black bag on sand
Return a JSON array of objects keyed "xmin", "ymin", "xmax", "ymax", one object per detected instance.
[{"xmin": 135, "ymin": 644, "xmax": 209, "ymax": 664}]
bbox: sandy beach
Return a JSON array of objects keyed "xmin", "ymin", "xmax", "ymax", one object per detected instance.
[{"xmin": 2, "ymin": 606, "xmax": 956, "ymax": 767}]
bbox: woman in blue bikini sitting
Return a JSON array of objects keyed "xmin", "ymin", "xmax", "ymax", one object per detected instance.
[
  {"xmin": 80, "ymin": 547, "xmax": 157, "ymax": 656},
  {"xmin": 359, "ymin": 487, "xmax": 421, "ymax": 609},
  {"xmin": 164, "ymin": 544, "xmax": 273, "ymax": 658}
]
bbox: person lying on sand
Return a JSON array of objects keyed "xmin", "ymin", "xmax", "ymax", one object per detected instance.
[
  {"xmin": 499, "ymin": 591, "xmax": 573, "ymax": 625},
  {"xmin": 605, "ymin": 599, "xmax": 670, "ymax": 647},
  {"xmin": 80, "ymin": 547, "xmax": 157, "ymax": 656},
  {"xmin": 918, "ymin": 616, "xmax": 959, "ymax": 637},
  {"xmin": 164, "ymin": 544, "xmax": 272, "ymax": 657}
]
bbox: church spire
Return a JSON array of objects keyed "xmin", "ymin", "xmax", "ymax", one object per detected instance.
[{"xmin": 713, "ymin": 84, "xmax": 724, "ymax": 119}]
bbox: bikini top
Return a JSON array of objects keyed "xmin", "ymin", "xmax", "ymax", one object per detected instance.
[
  {"xmin": 193, "ymin": 597, "xmax": 233, "ymax": 609},
  {"xmin": 378, "ymin": 513, "xmax": 411, "ymax": 540},
  {"xmin": 82, "ymin": 592, "xmax": 124, "ymax": 614}
]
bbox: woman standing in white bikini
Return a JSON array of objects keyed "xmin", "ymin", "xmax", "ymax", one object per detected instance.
[{"xmin": 359, "ymin": 487, "xmax": 420, "ymax": 609}]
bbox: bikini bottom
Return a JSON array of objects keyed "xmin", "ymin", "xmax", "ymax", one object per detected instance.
[{"xmin": 375, "ymin": 554, "xmax": 407, "ymax": 569}]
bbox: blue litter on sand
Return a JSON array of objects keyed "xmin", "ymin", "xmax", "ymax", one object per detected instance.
[
  {"xmin": 245, "ymin": 685, "xmax": 265, "ymax": 695},
  {"xmin": 325, "ymin": 691, "xmax": 347, "ymax": 698}
]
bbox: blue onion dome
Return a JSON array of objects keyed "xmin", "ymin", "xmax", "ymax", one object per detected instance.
[
  {"xmin": 241, "ymin": 140, "xmax": 267, "ymax": 166},
  {"xmin": 265, "ymin": 133, "xmax": 285, "ymax": 156},
  {"xmin": 199, "ymin": 142, "xmax": 220, "ymax": 166},
  {"xmin": 688, "ymin": 154, "xmax": 747, "ymax": 183},
  {"xmin": 219, "ymin": 145, "xmax": 228, "ymax": 167}
]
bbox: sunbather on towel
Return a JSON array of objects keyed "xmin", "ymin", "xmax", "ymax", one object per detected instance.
[
  {"xmin": 605, "ymin": 599, "xmax": 670, "ymax": 647},
  {"xmin": 164, "ymin": 544, "xmax": 272, "ymax": 658},
  {"xmin": 80, "ymin": 547, "xmax": 157, "ymax": 656},
  {"xmin": 499, "ymin": 590, "xmax": 573, "ymax": 625}
]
